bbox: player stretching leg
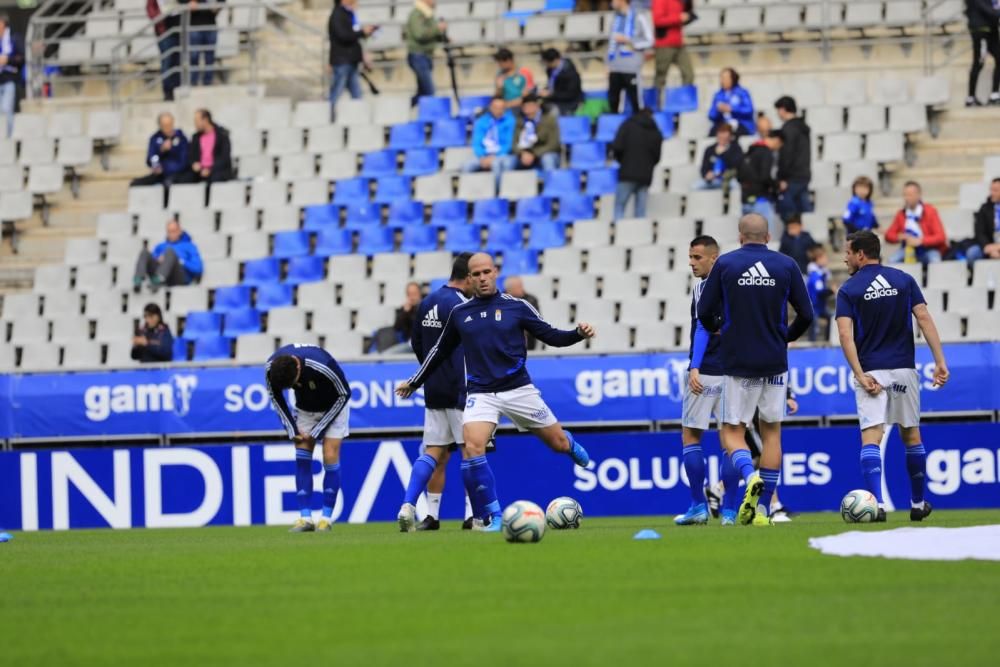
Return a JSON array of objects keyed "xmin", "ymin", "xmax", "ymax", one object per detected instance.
[
  {"xmin": 835, "ymin": 231, "xmax": 948, "ymax": 522},
  {"xmin": 265, "ymin": 344, "xmax": 351, "ymax": 533},
  {"xmin": 396, "ymin": 253, "xmax": 595, "ymax": 532},
  {"xmin": 399, "ymin": 253, "xmax": 475, "ymax": 532},
  {"xmin": 697, "ymin": 214, "xmax": 813, "ymax": 526}
]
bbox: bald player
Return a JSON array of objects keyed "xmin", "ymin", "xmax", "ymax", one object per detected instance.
[
  {"xmin": 697, "ymin": 213, "xmax": 814, "ymax": 526},
  {"xmin": 395, "ymin": 252, "xmax": 596, "ymax": 531}
]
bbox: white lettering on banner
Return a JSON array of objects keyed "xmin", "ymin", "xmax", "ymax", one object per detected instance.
[
  {"xmin": 143, "ymin": 449, "xmax": 224, "ymax": 528},
  {"xmin": 51, "ymin": 450, "xmax": 131, "ymax": 530},
  {"xmin": 923, "ymin": 448, "xmax": 1000, "ymax": 496},
  {"xmin": 231, "ymin": 447, "xmax": 251, "ymax": 526},
  {"xmin": 84, "ymin": 375, "xmax": 198, "ymax": 422},
  {"xmin": 788, "ymin": 366, "xmax": 852, "ymax": 396},
  {"xmin": 574, "ymin": 361, "xmax": 687, "ymax": 407},
  {"xmin": 348, "ymin": 441, "xmax": 411, "ymax": 523},
  {"xmin": 20, "ymin": 453, "xmax": 38, "ymax": 531},
  {"xmin": 224, "ymin": 380, "xmax": 425, "ymax": 413},
  {"xmin": 261, "ymin": 445, "xmax": 344, "ymax": 525}
]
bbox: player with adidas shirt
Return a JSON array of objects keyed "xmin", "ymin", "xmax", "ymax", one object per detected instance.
[{"xmin": 835, "ymin": 230, "xmax": 948, "ymax": 522}]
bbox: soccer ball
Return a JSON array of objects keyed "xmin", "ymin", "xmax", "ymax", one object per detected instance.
[
  {"xmin": 501, "ymin": 500, "xmax": 546, "ymax": 543},
  {"xmin": 840, "ymin": 489, "xmax": 879, "ymax": 523},
  {"xmin": 545, "ymin": 496, "xmax": 583, "ymax": 529}
]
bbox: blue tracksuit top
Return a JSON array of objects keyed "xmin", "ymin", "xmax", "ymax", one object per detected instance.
[
  {"xmin": 265, "ymin": 344, "xmax": 351, "ymax": 439},
  {"xmin": 407, "ymin": 291, "xmax": 584, "ymax": 394},
  {"xmin": 707, "ymin": 85, "xmax": 755, "ymax": 136},
  {"xmin": 697, "ymin": 243, "xmax": 814, "ymax": 378},
  {"xmin": 688, "ymin": 278, "xmax": 724, "ymax": 376},
  {"xmin": 411, "ymin": 285, "xmax": 469, "ymax": 409}
]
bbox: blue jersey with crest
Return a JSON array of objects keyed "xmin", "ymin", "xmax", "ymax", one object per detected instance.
[
  {"xmin": 265, "ymin": 344, "xmax": 350, "ymax": 439},
  {"xmin": 411, "ymin": 285, "xmax": 468, "ymax": 409}
]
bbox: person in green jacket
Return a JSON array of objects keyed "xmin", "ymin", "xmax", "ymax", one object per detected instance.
[
  {"xmin": 405, "ymin": 0, "xmax": 447, "ymax": 107},
  {"xmin": 506, "ymin": 93, "xmax": 562, "ymax": 172}
]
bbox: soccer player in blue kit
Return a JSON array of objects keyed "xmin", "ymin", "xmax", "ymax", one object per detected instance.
[
  {"xmin": 697, "ymin": 214, "xmax": 814, "ymax": 526},
  {"xmin": 395, "ymin": 252, "xmax": 595, "ymax": 531},
  {"xmin": 265, "ymin": 344, "xmax": 351, "ymax": 532},
  {"xmin": 836, "ymin": 230, "xmax": 948, "ymax": 522}
]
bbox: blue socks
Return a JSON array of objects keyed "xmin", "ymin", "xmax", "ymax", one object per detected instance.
[
  {"xmin": 720, "ymin": 454, "xmax": 741, "ymax": 513},
  {"xmin": 906, "ymin": 444, "xmax": 927, "ymax": 505},
  {"xmin": 682, "ymin": 445, "xmax": 706, "ymax": 505},
  {"xmin": 322, "ymin": 462, "xmax": 341, "ymax": 519},
  {"xmin": 462, "ymin": 455, "xmax": 500, "ymax": 521},
  {"xmin": 860, "ymin": 444, "xmax": 884, "ymax": 504},
  {"xmin": 731, "ymin": 449, "xmax": 756, "ymax": 484},
  {"xmin": 295, "ymin": 448, "xmax": 314, "ymax": 519},
  {"xmin": 403, "ymin": 454, "xmax": 437, "ymax": 507},
  {"xmin": 758, "ymin": 467, "xmax": 780, "ymax": 516}
]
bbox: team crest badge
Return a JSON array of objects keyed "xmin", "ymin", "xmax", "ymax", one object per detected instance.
[
  {"xmin": 495, "ymin": 309, "xmax": 502, "ymax": 321},
  {"xmin": 309, "ymin": 381, "xmax": 316, "ymax": 390}
]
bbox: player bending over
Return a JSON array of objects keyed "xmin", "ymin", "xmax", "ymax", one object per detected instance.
[
  {"xmin": 396, "ymin": 252, "xmax": 595, "ymax": 532},
  {"xmin": 266, "ymin": 344, "xmax": 351, "ymax": 532},
  {"xmin": 835, "ymin": 230, "xmax": 947, "ymax": 522},
  {"xmin": 697, "ymin": 214, "xmax": 813, "ymax": 526}
]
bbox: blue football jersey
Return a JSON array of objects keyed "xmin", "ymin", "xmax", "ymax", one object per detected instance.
[
  {"xmin": 265, "ymin": 344, "xmax": 350, "ymax": 439},
  {"xmin": 411, "ymin": 285, "xmax": 468, "ymax": 410}
]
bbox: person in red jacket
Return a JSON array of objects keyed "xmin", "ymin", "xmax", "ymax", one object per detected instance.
[
  {"xmin": 652, "ymin": 0, "xmax": 694, "ymax": 102},
  {"xmin": 885, "ymin": 181, "xmax": 948, "ymax": 264}
]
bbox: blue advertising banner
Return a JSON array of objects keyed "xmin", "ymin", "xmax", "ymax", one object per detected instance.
[
  {"xmin": 0, "ymin": 343, "xmax": 998, "ymax": 439},
  {"xmin": 1, "ymin": 424, "xmax": 998, "ymax": 531}
]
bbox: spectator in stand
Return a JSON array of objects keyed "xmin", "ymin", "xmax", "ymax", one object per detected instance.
[
  {"xmin": 607, "ymin": 0, "xmax": 654, "ymax": 114},
  {"xmin": 885, "ymin": 181, "xmax": 948, "ymax": 264},
  {"xmin": 753, "ymin": 112, "xmax": 772, "ymax": 140},
  {"xmin": 738, "ymin": 128, "xmax": 782, "ymax": 236},
  {"xmin": 394, "ymin": 282, "xmax": 423, "ymax": 343},
  {"xmin": 146, "ymin": 1, "xmax": 180, "ymax": 101},
  {"xmin": 651, "ymin": 0, "xmax": 694, "ymax": 102},
  {"xmin": 774, "ymin": 95, "xmax": 813, "ymax": 223},
  {"xmin": 842, "ymin": 176, "xmax": 878, "ymax": 234},
  {"xmin": 494, "ymin": 48, "xmax": 535, "ymax": 110},
  {"xmin": 707, "ymin": 67, "xmax": 755, "ymax": 137},
  {"xmin": 778, "ymin": 215, "xmax": 817, "ymax": 274},
  {"xmin": 693, "ymin": 122, "xmax": 743, "ymax": 191},
  {"xmin": 611, "ymin": 107, "xmax": 663, "ymax": 220},
  {"xmin": 806, "ymin": 244, "xmax": 832, "ymax": 342},
  {"xmin": 0, "ymin": 14, "xmax": 24, "ymax": 138},
  {"xmin": 131, "ymin": 303, "xmax": 174, "ymax": 363},
  {"xmin": 328, "ymin": 0, "xmax": 377, "ymax": 111},
  {"xmin": 504, "ymin": 276, "xmax": 540, "ymax": 350},
  {"xmin": 188, "ymin": 0, "xmax": 224, "ymax": 86},
  {"xmin": 134, "ymin": 218, "xmax": 204, "ymax": 292},
  {"xmin": 509, "ymin": 93, "xmax": 562, "ymax": 172},
  {"xmin": 539, "ymin": 48, "xmax": 584, "ymax": 115},
  {"xmin": 175, "ymin": 109, "xmax": 233, "ymax": 184},
  {"xmin": 405, "ymin": 0, "xmax": 447, "ymax": 107},
  {"xmin": 967, "ymin": 177, "xmax": 1000, "ymax": 262},
  {"xmin": 463, "ymin": 96, "xmax": 515, "ymax": 180},
  {"xmin": 131, "ymin": 112, "xmax": 189, "ymax": 192},
  {"xmin": 965, "ymin": 0, "xmax": 1000, "ymax": 106}
]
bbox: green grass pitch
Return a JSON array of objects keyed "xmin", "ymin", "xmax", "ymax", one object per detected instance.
[{"xmin": 4, "ymin": 511, "xmax": 1000, "ymax": 667}]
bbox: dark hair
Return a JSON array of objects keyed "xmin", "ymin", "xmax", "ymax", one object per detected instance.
[
  {"xmin": 993, "ymin": 178, "xmax": 1000, "ymax": 185},
  {"xmin": 143, "ymin": 303, "xmax": 163, "ymax": 322},
  {"xmin": 196, "ymin": 108, "xmax": 213, "ymax": 124},
  {"xmin": 0, "ymin": 14, "xmax": 10, "ymax": 25},
  {"xmin": 846, "ymin": 230, "xmax": 881, "ymax": 260},
  {"xmin": 490, "ymin": 94, "xmax": 505, "ymax": 104},
  {"xmin": 774, "ymin": 96, "xmax": 798, "ymax": 115},
  {"xmin": 714, "ymin": 122, "xmax": 733, "ymax": 136},
  {"xmin": 267, "ymin": 355, "xmax": 299, "ymax": 390},
  {"xmin": 852, "ymin": 176, "xmax": 874, "ymax": 200},
  {"xmin": 451, "ymin": 252, "xmax": 473, "ymax": 280},
  {"xmin": 786, "ymin": 214, "xmax": 802, "ymax": 226},
  {"xmin": 522, "ymin": 92, "xmax": 540, "ymax": 105},
  {"xmin": 722, "ymin": 67, "xmax": 740, "ymax": 87},
  {"xmin": 767, "ymin": 129, "xmax": 784, "ymax": 141},
  {"xmin": 690, "ymin": 235, "xmax": 719, "ymax": 251},
  {"xmin": 903, "ymin": 180, "xmax": 921, "ymax": 191},
  {"xmin": 541, "ymin": 48, "xmax": 561, "ymax": 63},
  {"xmin": 494, "ymin": 48, "xmax": 514, "ymax": 62}
]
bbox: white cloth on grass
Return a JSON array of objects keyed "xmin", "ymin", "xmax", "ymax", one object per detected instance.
[{"xmin": 809, "ymin": 525, "xmax": 1000, "ymax": 561}]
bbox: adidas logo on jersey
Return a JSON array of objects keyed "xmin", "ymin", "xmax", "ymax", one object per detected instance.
[
  {"xmin": 864, "ymin": 274, "xmax": 898, "ymax": 301},
  {"xmin": 738, "ymin": 261, "xmax": 776, "ymax": 286},
  {"xmin": 421, "ymin": 304, "xmax": 443, "ymax": 328}
]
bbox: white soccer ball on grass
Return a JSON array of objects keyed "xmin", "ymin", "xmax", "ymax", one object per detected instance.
[
  {"xmin": 545, "ymin": 496, "xmax": 583, "ymax": 529},
  {"xmin": 501, "ymin": 500, "xmax": 547, "ymax": 543}
]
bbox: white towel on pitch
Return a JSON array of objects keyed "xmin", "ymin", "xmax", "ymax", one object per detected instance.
[{"xmin": 809, "ymin": 525, "xmax": 1000, "ymax": 561}]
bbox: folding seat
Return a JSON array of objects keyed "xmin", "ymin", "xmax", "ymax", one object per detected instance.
[
  {"xmin": 586, "ymin": 168, "xmax": 618, "ymax": 196},
  {"xmin": 866, "ymin": 132, "xmax": 905, "ymax": 163},
  {"xmin": 293, "ymin": 100, "xmax": 332, "ymax": 129},
  {"xmin": 685, "ymin": 191, "xmax": 724, "ymax": 219},
  {"xmin": 343, "ymin": 201, "xmax": 382, "ymax": 229},
  {"xmin": 389, "ymin": 122, "xmax": 426, "ymax": 151},
  {"xmin": 360, "ymin": 149, "xmax": 399, "ymax": 178},
  {"xmin": 541, "ymin": 246, "xmax": 582, "ymax": 275},
  {"xmin": 806, "ymin": 106, "xmax": 845, "ymax": 135},
  {"xmin": 457, "ymin": 95, "xmax": 493, "ymax": 118},
  {"xmin": 336, "ymin": 99, "xmax": 373, "ymax": 127},
  {"xmin": 266, "ymin": 127, "xmax": 305, "ymax": 156},
  {"xmin": 527, "ymin": 222, "xmax": 566, "ymax": 251},
  {"xmin": 278, "ymin": 153, "xmax": 316, "ymax": 182},
  {"xmin": 417, "ymin": 96, "xmax": 453, "ymax": 122},
  {"xmin": 284, "ymin": 256, "xmax": 326, "ymax": 286},
  {"xmin": 555, "ymin": 194, "xmax": 595, "ymax": 222},
  {"xmin": 595, "ymin": 114, "xmax": 627, "ymax": 143},
  {"xmin": 242, "ymin": 258, "xmax": 281, "ymax": 287},
  {"xmin": 927, "ymin": 260, "xmax": 969, "ymax": 288},
  {"xmin": 169, "ymin": 285, "xmax": 208, "ymax": 314},
  {"xmin": 457, "ymin": 172, "xmax": 496, "ymax": 201},
  {"xmin": 373, "ymin": 176, "xmax": 412, "ymax": 205},
  {"xmin": 201, "ymin": 259, "xmax": 240, "ymax": 288},
  {"xmin": 500, "ymin": 170, "xmax": 540, "ymax": 200},
  {"xmin": 500, "ymin": 249, "xmax": 540, "ymax": 275},
  {"xmin": 310, "ymin": 126, "xmax": 346, "ymax": 154},
  {"xmin": 558, "ymin": 116, "xmax": 591, "ymax": 145},
  {"xmin": 358, "ymin": 226, "xmax": 395, "ymax": 254},
  {"xmin": 443, "ymin": 224, "xmax": 483, "ymax": 252},
  {"xmin": 182, "ymin": 310, "xmax": 223, "ymax": 340},
  {"xmin": 848, "ymin": 106, "xmax": 888, "ymax": 134},
  {"xmin": 513, "ymin": 196, "xmax": 553, "ymax": 224},
  {"xmin": 401, "ymin": 148, "xmax": 439, "ymax": 177},
  {"xmin": 430, "ymin": 199, "xmax": 467, "ymax": 226},
  {"xmin": 271, "ymin": 230, "xmax": 311, "ymax": 259},
  {"xmin": 75, "ymin": 264, "xmax": 114, "ymax": 292},
  {"xmin": 222, "ymin": 308, "xmax": 261, "ymax": 337},
  {"xmin": 542, "ymin": 169, "xmax": 582, "ymax": 198},
  {"xmin": 18, "ymin": 342, "xmax": 61, "ymax": 371},
  {"xmin": 889, "ymin": 104, "xmax": 928, "ymax": 134},
  {"xmin": 303, "ymin": 204, "xmax": 341, "ymax": 231},
  {"xmin": 414, "ymin": 173, "xmax": 454, "ymax": 202},
  {"xmin": 235, "ymin": 334, "xmax": 277, "ymax": 363},
  {"xmin": 400, "ymin": 225, "xmax": 439, "ymax": 253},
  {"xmin": 472, "ymin": 198, "xmax": 510, "ymax": 225},
  {"xmin": 314, "ymin": 228, "xmax": 354, "ymax": 256},
  {"xmin": 213, "ymin": 285, "xmax": 254, "ymax": 314},
  {"xmin": 387, "ymin": 200, "xmax": 425, "ymax": 228},
  {"xmin": 663, "ymin": 84, "xmax": 699, "ymax": 114},
  {"xmin": 486, "ymin": 223, "xmax": 524, "ymax": 253},
  {"xmin": 569, "ymin": 142, "xmax": 607, "ymax": 170},
  {"xmin": 346, "ymin": 125, "xmax": 385, "ymax": 153},
  {"xmin": 332, "ymin": 177, "xmax": 371, "ymax": 205},
  {"xmin": 192, "ymin": 335, "xmax": 233, "ymax": 360},
  {"xmin": 428, "ymin": 119, "xmax": 468, "ymax": 149}
]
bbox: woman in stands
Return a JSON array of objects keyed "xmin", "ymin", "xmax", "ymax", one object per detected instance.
[
  {"xmin": 707, "ymin": 67, "xmax": 755, "ymax": 137},
  {"xmin": 131, "ymin": 303, "xmax": 174, "ymax": 363}
]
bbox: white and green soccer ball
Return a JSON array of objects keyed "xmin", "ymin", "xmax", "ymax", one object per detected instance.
[
  {"xmin": 840, "ymin": 489, "xmax": 879, "ymax": 523},
  {"xmin": 501, "ymin": 500, "xmax": 546, "ymax": 543},
  {"xmin": 545, "ymin": 496, "xmax": 583, "ymax": 529}
]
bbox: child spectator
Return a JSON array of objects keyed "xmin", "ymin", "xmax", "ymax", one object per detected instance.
[
  {"xmin": 806, "ymin": 244, "xmax": 832, "ymax": 342},
  {"xmin": 779, "ymin": 215, "xmax": 817, "ymax": 274},
  {"xmin": 842, "ymin": 176, "xmax": 878, "ymax": 233},
  {"xmin": 693, "ymin": 122, "xmax": 743, "ymax": 191}
]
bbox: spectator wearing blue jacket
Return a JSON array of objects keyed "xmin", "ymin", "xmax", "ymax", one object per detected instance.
[
  {"xmin": 463, "ymin": 96, "xmax": 516, "ymax": 182},
  {"xmin": 133, "ymin": 218, "xmax": 204, "ymax": 292},
  {"xmin": 707, "ymin": 67, "xmax": 755, "ymax": 137},
  {"xmin": 131, "ymin": 303, "xmax": 174, "ymax": 363},
  {"xmin": 130, "ymin": 113, "xmax": 189, "ymax": 194},
  {"xmin": 842, "ymin": 175, "xmax": 878, "ymax": 234}
]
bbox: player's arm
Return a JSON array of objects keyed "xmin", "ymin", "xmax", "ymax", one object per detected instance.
[
  {"xmin": 696, "ymin": 265, "xmax": 723, "ymax": 332},
  {"xmin": 265, "ymin": 364, "xmax": 298, "ymax": 439},
  {"xmin": 688, "ymin": 320, "xmax": 711, "ymax": 394},
  {"xmin": 410, "ymin": 307, "xmax": 425, "ymax": 362},
  {"xmin": 519, "ymin": 301, "xmax": 592, "ymax": 346},
  {"xmin": 397, "ymin": 311, "xmax": 461, "ymax": 397},
  {"xmin": 912, "ymin": 303, "xmax": 949, "ymax": 387},
  {"xmin": 785, "ymin": 268, "xmax": 815, "ymax": 342},
  {"xmin": 834, "ymin": 291, "xmax": 880, "ymax": 396}
]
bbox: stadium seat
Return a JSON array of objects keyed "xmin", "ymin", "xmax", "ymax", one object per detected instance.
[
  {"xmin": 260, "ymin": 206, "xmax": 302, "ymax": 233},
  {"xmin": 75, "ymin": 264, "xmax": 113, "ymax": 292},
  {"xmin": 972, "ymin": 258, "xmax": 1000, "ymax": 287},
  {"xmin": 284, "ymin": 256, "xmax": 326, "ymax": 286},
  {"xmin": 430, "ymin": 199, "xmax": 468, "ymax": 226},
  {"xmin": 652, "ymin": 112, "xmax": 675, "ymax": 140},
  {"xmin": 443, "ymin": 224, "xmax": 483, "ymax": 251},
  {"xmin": 866, "ymin": 132, "xmax": 905, "ymax": 163},
  {"xmin": 457, "ymin": 172, "xmax": 497, "ymax": 201},
  {"xmin": 415, "ymin": 173, "xmax": 454, "ymax": 202},
  {"xmin": 428, "ymin": 119, "xmax": 468, "ymax": 148},
  {"xmin": 487, "ymin": 223, "xmax": 524, "ymax": 252},
  {"xmin": 312, "ymin": 228, "xmax": 353, "ymax": 257},
  {"xmin": 527, "ymin": 222, "xmax": 566, "ymax": 250},
  {"xmin": 371, "ymin": 253, "xmax": 411, "ymax": 281},
  {"xmin": 311, "ymin": 128, "xmax": 347, "ymax": 156},
  {"xmin": 889, "ymin": 104, "xmax": 928, "ymax": 134},
  {"xmin": 571, "ymin": 220, "xmax": 611, "ymax": 249},
  {"xmin": 472, "ymin": 198, "xmax": 510, "ymax": 225},
  {"xmin": 569, "ymin": 142, "xmax": 607, "ymax": 170},
  {"xmin": 498, "ymin": 248, "xmax": 539, "ymax": 275},
  {"xmin": 401, "ymin": 148, "xmax": 440, "ymax": 176},
  {"xmin": 542, "ymin": 169, "xmax": 582, "ymax": 198},
  {"xmin": 256, "ymin": 283, "xmax": 295, "ymax": 310},
  {"xmin": 388, "ymin": 200, "xmax": 425, "ymax": 227},
  {"xmin": 183, "ymin": 311, "xmax": 223, "ymax": 340},
  {"xmin": 558, "ymin": 116, "xmax": 592, "ymax": 145},
  {"xmin": 499, "ymin": 170, "xmax": 539, "ymax": 200},
  {"xmin": 615, "ymin": 218, "xmax": 655, "ymax": 247},
  {"xmin": 272, "ymin": 230, "xmax": 311, "ymax": 259},
  {"xmin": 213, "ymin": 285, "xmax": 253, "ymax": 314},
  {"xmin": 458, "ymin": 95, "xmax": 492, "ymax": 118},
  {"xmin": 235, "ymin": 334, "xmax": 276, "ymax": 363},
  {"xmin": 222, "ymin": 308, "xmax": 262, "ymax": 337},
  {"xmin": 389, "ymin": 122, "xmax": 427, "ymax": 150},
  {"xmin": 344, "ymin": 201, "xmax": 382, "ymax": 229},
  {"xmin": 360, "ymin": 149, "xmax": 399, "ymax": 178},
  {"xmin": 193, "ymin": 334, "xmax": 233, "ymax": 361},
  {"xmin": 927, "ymin": 261, "xmax": 969, "ymax": 288},
  {"xmin": 266, "ymin": 127, "xmax": 305, "ymax": 157},
  {"xmin": 585, "ymin": 168, "xmax": 618, "ymax": 196},
  {"xmin": 947, "ymin": 287, "xmax": 990, "ymax": 316},
  {"xmin": 401, "ymin": 225, "xmax": 439, "ymax": 253},
  {"xmin": 587, "ymin": 246, "xmax": 627, "ymax": 274},
  {"xmin": 595, "ymin": 115, "xmax": 627, "ymax": 143},
  {"xmin": 413, "ymin": 251, "xmax": 452, "ymax": 280},
  {"xmin": 823, "ymin": 133, "xmax": 863, "ymax": 162},
  {"xmin": 266, "ymin": 307, "xmax": 307, "ymax": 337},
  {"xmin": 358, "ymin": 226, "xmax": 395, "ymax": 254},
  {"xmin": 332, "ymin": 177, "xmax": 371, "ymax": 205},
  {"xmin": 373, "ymin": 176, "xmax": 413, "ymax": 204},
  {"xmin": 303, "ymin": 204, "xmax": 341, "ymax": 231},
  {"xmin": 242, "ymin": 258, "xmax": 281, "ymax": 287},
  {"xmin": 663, "ymin": 85, "xmax": 699, "ymax": 114},
  {"xmin": 807, "ymin": 106, "xmax": 845, "ymax": 135},
  {"xmin": 556, "ymin": 194, "xmax": 595, "ymax": 222},
  {"xmin": 514, "ymin": 196, "xmax": 553, "ymax": 223},
  {"xmin": 417, "ymin": 96, "xmax": 452, "ymax": 122}
]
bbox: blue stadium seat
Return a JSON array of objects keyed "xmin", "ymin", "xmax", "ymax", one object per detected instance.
[
  {"xmin": 527, "ymin": 221, "xmax": 567, "ymax": 250},
  {"xmin": 242, "ymin": 258, "xmax": 281, "ymax": 287},
  {"xmin": 542, "ymin": 169, "xmax": 582, "ymax": 198},
  {"xmin": 314, "ymin": 228, "xmax": 353, "ymax": 256},
  {"xmin": 400, "ymin": 225, "xmax": 439, "ymax": 253},
  {"xmin": 222, "ymin": 308, "xmax": 262, "ymax": 337},
  {"xmin": 303, "ymin": 204, "xmax": 341, "ymax": 231},
  {"xmin": 401, "ymin": 148, "xmax": 439, "ymax": 176},
  {"xmin": 500, "ymin": 248, "xmax": 539, "ymax": 275},
  {"xmin": 663, "ymin": 85, "xmax": 699, "ymax": 114},
  {"xmin": 458, "ymin": 95, "xmax": 492, "ymax": 118},
  {"xmin": 544, "ymin": 0, "xmax": 575, "ymax": 10},
  {"xmin": 284, "ymin": 256, "xmax": 326, "ymax": 285},
  {"xmin": 472, "ymin": 198, "xmax": 510, "ymax": 225},
  {"xmin": 214, "ymin": 285, "xmax": 253, "ymax": 313},
  {"xmin": 272, "ymin": 230, "xmax": 311, "ymax": 259},
  {"xmin": 332, "ymin": 177, "xmax": 371, "ymax": 205},
  {"xmin": 387, "ymin": 200, "xmax": 425, "ymax": 227},
  {"xmin": 653, "ymin": 112, "xmax": 675, "ymax": 139},
  {"xmin": 373, "ymin": 176, "xmax": 412, "ymax": 204},
  {"xmin": 430, "ymin": 199, "xmax": 468, "ymax": 226},
  {"xmin": 595, "ymin": 114, "xmax": 627, "ymax": 143},
  {"xmin": 624, "ymin": 88, "xmax": 661, "ymax": 114},
  {"xmin": 256, "ymin": 282, "xmax": 295, "ymax": 310},
  {"xmin": 443, "ymin": 224, "xmax": 482, "ymax": 252},
  {"xmin": 388, "ymin": 122, "xmax": 426, "ymax": 150},
  {"xmin": 569, "ymin": 142, "xmax": 607, "ymax": 170},
  {"xmin": 558, "ymin": 116, "xmax": 592, "ymax": 145},
  {"xmin": 358, "ymin": 226, "xmax": 395, "ymax": 254},
  {"xmin": 585, "ymin": 168, "xmax": 619, "ymax": 196},
  {"xmin": 183, "ymin": 311, "xmax": 223, "ymax": 340},
  {"xmin": 418, "ymin": 96, "xmax": 452, "ymax": 122},
  {"xmin": 556, "ymin": 194, "xmax": 595, "ymax": 222},
  {"xmin": 360, "ymin": 149, "xmax": 399, "ymax": 178},
  {"xmin": 514, "ymin": 196, "xmax": 553, "ymax": 223},
  {"xmin": 487, "ymin": 223, "xmax": 524, "ymax": 252},
  {"xmin": 193, "ymin": 334, "xmax": 233, "ymax": 361},
  {"xmin": 343, "ymin": 202, "xmax": 382, "ymax": 229},
  {"xmin": 428, "ymin": 119, "xmax": 468, "ymax": 148},
  {"xmin": 172, "ymin": 337, "xmax": 189, "ymax": 361}
]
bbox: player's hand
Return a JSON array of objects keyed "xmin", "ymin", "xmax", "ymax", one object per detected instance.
[
  {"xmin": 786, "ymin": 398, "xmax": 799, "ymax": 415},
  {"xmin": 688, "ymin": 369, "xmax": 704, "ymax": 395},
  {"xmin": 576, "ymin": 322, "xmax": 596, "ymax": 339},
  {"xmin": 932, "ymin": 363, "xmax": 949, "ymax": 388},
  {"xmin": 395, "ymin": 381, "xmax": 415, "ymax": 399},
  {"xmin": 857, "ymin": 373, "xmax": 882, "ymax": 396}
]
